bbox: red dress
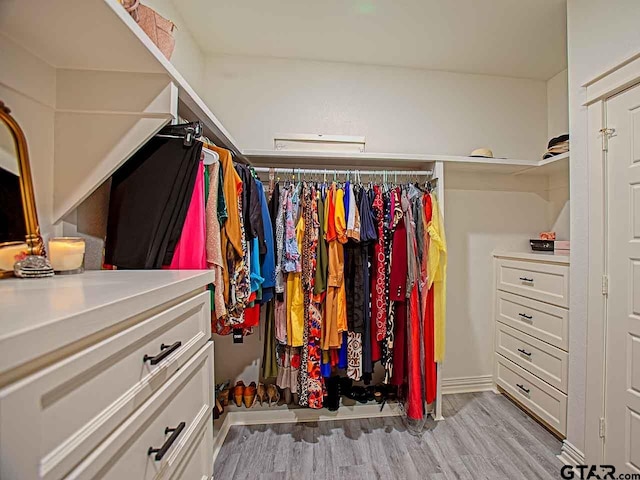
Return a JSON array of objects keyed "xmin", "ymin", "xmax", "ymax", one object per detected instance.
[
  {"xmin": 390, "ymin": 217, "xmax": 408, "ymax": 386},
  {"xmin": 423, "ymin": 194, "xmax": 437, "ymax": 404}
]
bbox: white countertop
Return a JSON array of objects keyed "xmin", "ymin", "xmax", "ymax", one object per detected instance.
[
  {"xmin": 0, "ymin": 270, "xmax": 214, "ymax": 377},
  {"xmin": 493, "ymin": 250, "xmax": 570, "ymax": 265}
]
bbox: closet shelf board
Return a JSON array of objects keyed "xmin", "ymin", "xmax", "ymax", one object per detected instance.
[
  {"xmin": 511, "ymin": 152, "xmax": 569, "ymax": 177},
  {"xmin": 102, "ymin": 0, "xmax": 243, "ymax": 158},
  {"xmin": 0, "ymin": 0, "xmax": 242, "ymax": 155},
  {"xmin": 245, "ymin": 150, "xmax": 570, "ymax": 177}
]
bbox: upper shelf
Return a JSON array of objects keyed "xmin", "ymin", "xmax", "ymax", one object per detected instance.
[
  {"xmin": 512, "ymin": 151, "xmax": 569, "ymax": 176},
  {"xmin": 0, "ymin": 0, "xmax": 243, "ymax": 157},
  {"xmin": 245, "ymin": 149, "xmax": 569, "ymax": 175},
  {"xmin": 103, "ymin": 1, "xmax": 244, "ymax": 157}
]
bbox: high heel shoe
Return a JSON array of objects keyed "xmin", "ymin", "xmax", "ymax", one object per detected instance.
[
  {"xmin": 266, "ymin": 384, "xmax": 280, "ymax": 407},
  {"xmin": 256, "ymin": 383, "xmax": 267, "ymax": 406},
  {"xmin": 243, "ymin": 382, "xmax": 257, "ymax": 408},
  {"xmin": 233, "ymin": 381, "xmax": 245, "ymax": 407},
  {"xmin": 218, "ymin": 388, "xmax": 230, "ymax": 407},
  {"xmin": 213, "ymin": 398, "xmax": 224, "ymax": 419}
]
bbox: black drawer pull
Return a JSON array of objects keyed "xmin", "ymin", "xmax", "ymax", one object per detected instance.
[
  {"xmin": 148, "ymin": 422, "xmax": 185, "ymax": 461},
  {"xmin": 143, "ymin": 341, "xmax": 182, "ymax": 365},
  {"xmin": 518, "ymin": 313, "xmax": 533, "ymax": 320},
  {"xmin": 518, "ymin": 348, "xmax": 532, "ymax": 357},
  {"xmin": 519, "ymin": 277, "xmax": 534, "ymax": 283},
  {"xmin": 516, "ymin": 383, "xmax": 530, "ymax": 394}
]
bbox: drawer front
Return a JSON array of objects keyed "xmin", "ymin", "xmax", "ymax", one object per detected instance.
[
  {"xmin": 495, "ymin": 323, "xmax": 568, "ymax": 393},
  {"xmin": 168, "ymin": 415, "xmax": 213, "ymax": 480},
  {"xmin": 496, "ymin": 290, "xmax": 568, "ymax": 350},
  {"xmin": 0, "ymin": 291, "xmax": 211, "ymax": 480},
  {"xmin": 496, "ymin": 258, "xmax": 569, "ymax": 308},
  {"xmin": 65, "ymin": 342, "xmax": 214, "ymax": 480},
  {"xmin": 495, "ymin": 354, "xmax": 567, "ymax": 435}
]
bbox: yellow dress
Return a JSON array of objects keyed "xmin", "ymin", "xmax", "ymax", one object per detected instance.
[
  {"xmin": 287, "ymin": 214, "xmax": 305, "ymax": 347},
  {"xmin": 426, "ymin": 194, "xmax": 447, "ymax": 362}
]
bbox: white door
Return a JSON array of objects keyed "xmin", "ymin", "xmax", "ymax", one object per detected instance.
[{"xmin": 605, "ymin": 83, "xmax": 640, "ymax": 473}]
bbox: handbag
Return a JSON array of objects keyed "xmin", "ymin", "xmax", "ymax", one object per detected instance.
[{"xmin": 122, "ymin": 0, "xmax": 176, "ymax": 60}]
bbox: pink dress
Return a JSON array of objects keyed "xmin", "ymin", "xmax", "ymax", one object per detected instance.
[{"xmin": 169, "ymin": 161, "xmax": 207, "ymax": 269}]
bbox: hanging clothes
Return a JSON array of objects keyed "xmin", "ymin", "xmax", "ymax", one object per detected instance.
[
  {"xmin": 107, "ymin": 147, "xmax": 448, "ymax": 414},
  {"xmin": 370, "ymin": 185, "xmax": 385, "ymax": 363},
  {"xmin": 105, "ymin": 131, "xmax": 202, "ymax": 269},
  {"xmin": 299, "ymin": 184, "xmax": 324, "ymax": 409},
  {"xmin": 286, "ymin": 210, "xmax": 305, "ymax": 347},
  {"xmin": 206, "ymin": 159, "xmax": 226, "ymax": 320},
  {"xmin": 427, "ymin": 193, "xmax": 447, "ymax": 363},
  {"xmin": 168, "ymin": 160, "xmax": 207, "ymax": 269},
  {"xmin": 256, "ymin": 179, "xmax": 275, "ymax": 303},
  {"xmin": 216, "ymin": 145, "xmax": 250, "ymax": 327},
  {"xmin": 323, "ymin": 185, "xmax": 343, "ymax": 350}
]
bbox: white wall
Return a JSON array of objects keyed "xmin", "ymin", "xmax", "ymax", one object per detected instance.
[
  {"xmin": 567, "ymin": 0, "xmax": 640, "ymax": 456},
  {"xmin": 545, "ymin": 71, "xmax": 569, "ymax": 240},
  {"xmin": 548, "ymin": 168, "xmax": 570, "ymax": 240},
  {"xmin": 0, "ymin": 33, "xmax": 56, "ymax": 236},
  {"xmin": 547, "ymin": 69, "xmax": 569, "ymax": 140},
  {"xmin": 443, "ymin": 170, "xmax": 552, "ymax": 381},
  {"xmin": 203, "ymin": 55, "xmax": 548, "ymax": 160},
  {"xmin": 545, "ymin": 69, "xmax": 570, "ymax": 241},
  {"xmin": 143, "ymin": 0, "xmax": 205, "ymax": 92}
]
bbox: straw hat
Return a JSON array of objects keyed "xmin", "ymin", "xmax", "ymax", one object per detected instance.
[{"xmin": 470, "ymin": 148, "xmax": 494, "ymax": 158}]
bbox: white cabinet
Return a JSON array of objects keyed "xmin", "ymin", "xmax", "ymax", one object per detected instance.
[
  {"xmin": 496, "ymin": 257, "xmax": 570, "ymax": 308},
  {"xmin": 493, "ymin": 252, "xmax": 570, "ymax": 436},
  {"xmin": 0, "ymin": 270, "xmax": 215, "ymax": 480}
]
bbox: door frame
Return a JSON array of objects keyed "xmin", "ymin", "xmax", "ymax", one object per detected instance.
[{"xmin": 584, "ymin": 52, "xmax": 640, "ymax": 464}]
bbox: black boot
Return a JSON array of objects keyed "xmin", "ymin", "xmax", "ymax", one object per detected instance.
[
  {"xmin": 326, "ymin": 376, "xmax": 341, "ymax": 411},
  {"xmin": 339, "ymin": 376, "xmax": 353, "ymax": 400}
]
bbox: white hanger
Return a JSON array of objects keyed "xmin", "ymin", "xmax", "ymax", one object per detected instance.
[{"xmin": 202, "ymin": 146, "xmax": 219, "ymax": 165}]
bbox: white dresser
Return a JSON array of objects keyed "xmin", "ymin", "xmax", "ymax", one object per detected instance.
[
  {"xmin": 0, "ymin": 270, "xmax": 215, "ymax": 480},
  {"xmin": 493, "ymin": 251, "xmax": 570, "ymax": 437}
]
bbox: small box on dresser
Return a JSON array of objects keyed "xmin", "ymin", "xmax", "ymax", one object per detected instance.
[{"xmin": 492, "ymin": 251, "xmax": 570, "ymax": 437}]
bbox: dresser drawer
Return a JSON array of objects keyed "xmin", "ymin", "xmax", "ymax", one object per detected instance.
[
  {"xmin": 495, "ymin": 323, "xmax": 568, "ymax": 393},
  {"xmin": 65, "ymin": 342, "xmax": 214, "ymax": 480},
  {"xmin": 167, "ymin": 413, "xmax": 214, "ymax": 480},
  {"xmin": 495, "ymin": 291, "xmax": 568, "ymax": 350},
  {"xmin": 496, "ymin": 258, "xmax": 569, "ymax": 308},
  {"xmin": 495, "ymin": 354, "xmax": 567, "ymax": 436},
  {"xmin": 0, "ymin": 291, "xmax": 211, "ymax": 480}
]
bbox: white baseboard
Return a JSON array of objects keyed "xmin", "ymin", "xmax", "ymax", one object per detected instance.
[
  {"xmin": 212, "ymin": 401, "xmax": 403, "ymax": 464},
  {"xmin": 227, "ymin": 401, "xmax": 403, "ymax": 426},
  {"xmin": 211, "ymin": 413, "xmax": 232, "ymax": 464},
  {"xmin": 557, "ymin": 440, "xmax": 585, "ymax": 466},
  {"xmin": 442, "ymin": 375, "xmax": 494, "ymax": 394}
]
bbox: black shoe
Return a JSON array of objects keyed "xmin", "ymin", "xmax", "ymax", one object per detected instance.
[
  {"xmin": 338, "ymin": 376, "xmax": 353, "ymax": 399},
  {"xmin": 350, "ymin": 386, "xmax": 369, "ymax": 404},
  {"xmin": 325, "ymin": 376, "xmax": 340, "ymax": 411}
]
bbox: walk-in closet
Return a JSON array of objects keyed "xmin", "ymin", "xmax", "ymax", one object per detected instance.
[{"xmin": 1, "ymin": 1, "xmax": 639, "ymax": 479}]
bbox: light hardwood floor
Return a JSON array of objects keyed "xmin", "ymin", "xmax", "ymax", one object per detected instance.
[{"xmin": 213, "ymin": 392, "xmax": 564, "ymax": 479}]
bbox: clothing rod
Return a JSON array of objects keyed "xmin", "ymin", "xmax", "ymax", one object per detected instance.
[{"xmin": 252, "ymin": 167, "xmax": 433, "ymax": 176}]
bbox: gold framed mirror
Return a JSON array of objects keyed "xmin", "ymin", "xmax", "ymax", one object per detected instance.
[{"xmin": 0, "ymin": 100, "xmax": 44, "ymax": 278}]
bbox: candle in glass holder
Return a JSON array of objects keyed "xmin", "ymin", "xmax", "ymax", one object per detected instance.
[
  {"xmin": 0, "ymin": 242, "xmax": 28, "ymax": 271},
  {"xmin": 48, "ymin": 237, "xmax": 85, "ymax": 273}
]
